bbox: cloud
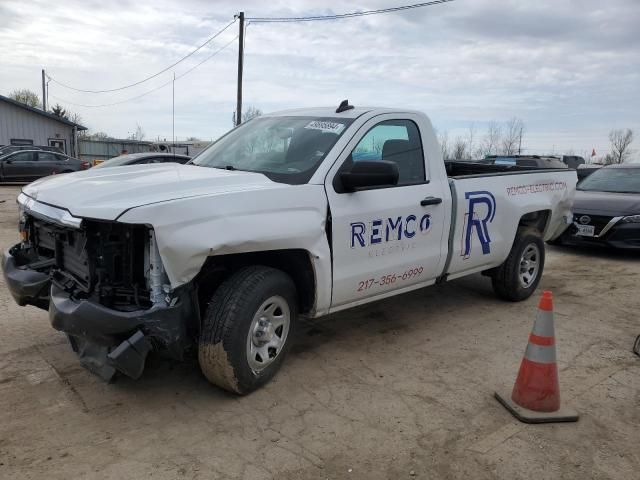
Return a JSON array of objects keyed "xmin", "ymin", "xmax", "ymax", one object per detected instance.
[{"xmin": 1, "ymin": 0, "xmax": 638, "ymax": 159}]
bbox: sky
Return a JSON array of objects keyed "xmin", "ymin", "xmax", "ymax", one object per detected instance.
[{"xmin": 1, "ymin": 0, "xmax": 639, "ymax": 160}]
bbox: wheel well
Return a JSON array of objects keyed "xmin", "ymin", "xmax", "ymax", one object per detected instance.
[
  {"xmin": 482, "ymin": 210, "xmax": 550, "ymax": 279},
  {"xmin": 195, "ymin": 249, "xmax": 316, "ymax": 316},
  {"xmin": 518, "ymin": 210, "xmax": 551, "ymax": 235}
]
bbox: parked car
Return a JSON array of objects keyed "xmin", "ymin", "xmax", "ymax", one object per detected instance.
[
  {"xmin": 0, "ymin": 145, "xmax": 65, "ymax": 156},
  {"xmin": 3, "ymin": 103, "xmax": 577, "ymax": 393},
  {"xmin": 0, "ymin": 150, "xmax": 90, "ymax": 182},
  {"xmin": 484, "ymin": 155, "xmax": 568, "ymax": 169},
  {"xmin": 553, "ymin": 164, "xmax": 640, "ymax": 249},
  {"xmin": 576, "ymin": 163, "xmax": 603, "ymax": 181},
  {"xmin": 93, "ymin": 152, "xmax": 191, "ymax": 168}
]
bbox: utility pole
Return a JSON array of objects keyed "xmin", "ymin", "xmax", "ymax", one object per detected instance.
[
  {"xmin": 235, "ymin": 11, "xmax": 245, "ymax": 127},
  {"xmin": 172, "ymin": 72, "xmax": 176, "ymax": 148},
  {"xmin": 518, "ymin": 125, "xmax": 523, "ymax": 155},
  {"xmin": 41, "ymin": 69, "xmax": 47, "ymax": 112}
]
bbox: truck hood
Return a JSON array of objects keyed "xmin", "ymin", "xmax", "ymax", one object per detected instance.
[
  {"xmin": 573, "ymin": 189, "xmax": 640, "ymax": 216},
  {"xmin": 22, "ymin": 164, "xmax": 280, "ymax": 220}
]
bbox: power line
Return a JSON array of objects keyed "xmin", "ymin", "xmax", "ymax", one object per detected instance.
[
  {"xmin": 246, "ymin": 0, "xmax": 454, "ymax": 23},
  {"xmin": 47, "ymin": 19, "xmax": 237, "ymax": 94},
  {"xmin": 49, "ymin": 35, "xmax": 238, "ymax": 108},
  {"xmin": 50, "ymin": 81, "xmax": 173, "ymax": 108},
  {"xmin": 175, "ymin": 35, "xmax": 238, "ymax": 81}
]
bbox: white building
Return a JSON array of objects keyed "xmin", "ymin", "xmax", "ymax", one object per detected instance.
[{"xmin": 0, "ymin": 94, "xmax": 86, "ymax": 156}]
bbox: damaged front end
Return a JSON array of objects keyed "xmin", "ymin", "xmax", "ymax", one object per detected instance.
[{"xmin": 2, "ymin": 194, "xmax": 198, "ymax": 381}]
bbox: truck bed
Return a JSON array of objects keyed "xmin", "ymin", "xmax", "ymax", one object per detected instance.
[
  {"xmin": 442, "ymin": 164, "xmax": 577, "ymax": 283},
  {"xmin": 445, "ymin": 160, "xmax": 567, "ymax": 178}
]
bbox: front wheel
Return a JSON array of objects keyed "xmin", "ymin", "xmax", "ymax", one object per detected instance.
[
  {"xmin": 198, "ymin": 266, "xmax": 297, "ymax": 395},
  {"xmin": 491, "ymin": 228, "xmax": 545, "ymax": 302}
]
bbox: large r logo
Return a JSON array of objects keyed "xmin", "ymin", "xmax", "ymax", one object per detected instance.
[{"xmin": 462, "ymin": 191, "xmax": 496, "ymax": 258}]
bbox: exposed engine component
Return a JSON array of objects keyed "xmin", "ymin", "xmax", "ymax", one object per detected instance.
[
  {"xmin": 20, "ymin": 214, "xmax": 153, "ymax": 310},
  {"xmin": 147, "ymin": 229, "xmax": 168, "ymax": 306}
]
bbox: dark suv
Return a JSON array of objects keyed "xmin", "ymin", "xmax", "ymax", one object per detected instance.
[{"xmin": 0, "ymin": 150, "xmax": 90, "ymax": 182}]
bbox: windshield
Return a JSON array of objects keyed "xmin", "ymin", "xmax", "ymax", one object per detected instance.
[
  {"xmin": 191, "ymin": 116, "xmax": 354, "ymax": 184},
  {"xmin": 577, "ymin": 167, "xmax": 640, "ymax": 193}
]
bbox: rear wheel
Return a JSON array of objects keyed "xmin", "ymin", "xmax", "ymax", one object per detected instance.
[
  {"xmin": 198, "ymin": 266, "xmax": 297, "ymax": 394},
  {"xmin": 491, "ymin": 228, "xmax": 545, "ymax": 301}
]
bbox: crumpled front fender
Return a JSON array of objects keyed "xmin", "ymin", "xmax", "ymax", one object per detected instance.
[{"xmin": 117, "ymin": 184, "xmax": 332, "ymax": 316}]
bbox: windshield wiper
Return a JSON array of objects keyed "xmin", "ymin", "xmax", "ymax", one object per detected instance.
[{"xmin": 211, "ymin": 165, "xmax": 239, "ymax": 171}]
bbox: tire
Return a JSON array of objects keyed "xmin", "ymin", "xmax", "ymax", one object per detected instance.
[
  {"xmin": 198, "ymin": 266, "xmax": 297, "ymax": 394},
  {"xmin": 491, "ymin": 228, "xmax": 545, "ymax": 302}
]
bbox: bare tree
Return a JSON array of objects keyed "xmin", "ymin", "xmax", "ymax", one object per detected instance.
[
  {"xmin": 466, "ymin": 123, "xmax": 476, "ymax": 159},
  {"xmin": 69, "ymin": 112, "xmax": 83, "ymax": 125},
  {"xmin": 452, "ymin": 136, "xmax": 467, "ymax": 160},
  {"xmin": 480, "ymin": 122, "xmax": 502, "ymax": 157},
  {"xmin": 501, "ymin": 117, "xmax": 525, "ymax": 155},
  {"xmin": 9, "ymin": 89, "xmax": 40, "ymax": 108},
  {"xmin": 87, "ymin": 131, "xmax": 111, "ymax": 140},
  {"xmin": 608, "ymin": 128, "xmax": 634, "ymax": 164},
  {"xmin": 243, "ymin": 106, "xmax": 262, "ymax": 122},
  {"xmin": 232, "ymin": 105, "xmax": 263, "ymax": 126},
  {"xmin": 437, "ymin": 130, "xmax": 450, "ymax": 160},
  {"xmin": 129, "ymin": 124, "xmax": 145, "ymax": 141}
]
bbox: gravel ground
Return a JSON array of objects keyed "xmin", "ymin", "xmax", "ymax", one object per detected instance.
[{"xmin": 0, "ymin": 184, "xmax": 638, "ymax": 480}]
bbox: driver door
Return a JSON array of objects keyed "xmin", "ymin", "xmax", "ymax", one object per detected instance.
[
  {"xmin": 325, "ymin": 115, "xmax": 448, "ymax": 309},
  {"xmin": 2, "ymin": 151, "xmax": 35, "ymax": 182}
]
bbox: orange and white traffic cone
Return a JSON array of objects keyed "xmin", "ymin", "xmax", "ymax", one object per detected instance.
[{"xmin": 495, "ymin": 291, "xmax": 579, "ymax": 423}]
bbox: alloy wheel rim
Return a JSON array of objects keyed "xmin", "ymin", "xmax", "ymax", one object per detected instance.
[
  {"xmin": 246, "ymin": 296, "xmax": 290, "ymax": 372},
  {"xmin": 519, "ymin": 243, "xmax": 540, "ymax": 289}
]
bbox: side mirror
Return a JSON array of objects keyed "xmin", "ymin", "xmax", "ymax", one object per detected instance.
[
  {"xmin": 4, "ymin": 160, "xmax": 12, "ymax": 164},
  {"xmin": 339, "ymin": 160, "xmax": 399, "ymax": 192}
]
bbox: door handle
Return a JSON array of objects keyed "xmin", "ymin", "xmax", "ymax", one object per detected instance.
[{"xmin": 420, "ymin": 196, "xmax": 442, "ymax": 206}]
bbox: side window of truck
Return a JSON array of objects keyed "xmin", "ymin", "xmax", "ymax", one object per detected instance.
[{"xmin": 346, "ymin": 119, "xmax": 425, "ymax": 187}]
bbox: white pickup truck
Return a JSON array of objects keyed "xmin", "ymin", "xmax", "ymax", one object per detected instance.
[{"xmin": 3, "ymin": 102, "xmax": 577, "ymax": 394}]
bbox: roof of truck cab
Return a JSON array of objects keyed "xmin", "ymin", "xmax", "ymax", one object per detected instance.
[{"xmin": 263, "ymin": 107, "xmax": 425, "ymax": 119}]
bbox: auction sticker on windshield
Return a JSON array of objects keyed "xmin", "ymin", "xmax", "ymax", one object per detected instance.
[{"xmin": 305, "ymin": 120, "xmax": 346, "ymax": 134}]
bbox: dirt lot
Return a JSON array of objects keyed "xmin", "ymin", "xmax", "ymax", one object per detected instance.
[{"xmin": 0, "ymin": 185, "xmax": 638, "ymax": 480}]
